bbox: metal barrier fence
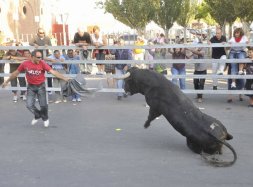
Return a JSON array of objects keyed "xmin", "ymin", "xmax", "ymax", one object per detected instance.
[{"xmin": 0, "ymin": 43, "xmax": 253, "ymax": 95}]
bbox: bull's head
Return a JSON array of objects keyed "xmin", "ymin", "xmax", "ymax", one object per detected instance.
[{"xmin": 114, "ymin": 67, "xmax": 141, "ymax": 95}]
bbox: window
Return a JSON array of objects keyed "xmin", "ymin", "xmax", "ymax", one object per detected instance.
[{"xmin": 23, "ymin": 6, "xmax": 27, "ymax": 15}]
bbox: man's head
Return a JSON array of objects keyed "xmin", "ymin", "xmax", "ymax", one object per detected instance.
[
  {"xmin": 215, "ymin": 28, "xmax": 222, "ymax": 40},
  {"xmin": 53, "ymin": 50, "xmax": 61, "ymax": 59},
  {"xmin": 8, "ymin": 49, "xmax": 17, "ymax": 55},
  {"xmin": 37, "ymin": 28, "xmax": 45, "ymax": 38},
  {"xmin": 67, "ymin": 49, "xmax": 74, "ymax": 58},
  {"xmin": 31, "ymin": 50, "xmax": 42, "ymax": 64},
  {"xmin": 77, "ymin": 26, "xmax": 86, "ymax": 36},
  {"xmin": 23, "ymin": 50, "xmax": 31, "ymax": 58}
]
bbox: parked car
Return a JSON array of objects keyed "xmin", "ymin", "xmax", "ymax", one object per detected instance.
[
  {"xmin": 119, "ymin": 34, "xmax": 138, "ymax": 45},
  {"xmin": 187, "ymin": 28, "xmax": 215, "ymax": 40}
]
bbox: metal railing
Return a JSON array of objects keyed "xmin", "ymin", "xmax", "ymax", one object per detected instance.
[{"xmin": 0, "ymin": 43, "xmax": 253, "ymax": 95}]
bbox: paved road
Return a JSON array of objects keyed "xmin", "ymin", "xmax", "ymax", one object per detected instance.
[{"xmin": 0, "ymin": 79, "xmax": 252, "ymax": 187}]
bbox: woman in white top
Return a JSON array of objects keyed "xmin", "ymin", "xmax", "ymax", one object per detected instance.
[
  {"xmin": 228, "ymin": 28, "xmax": 249, "ymax": 89},
  {"xmin": 91, "ymin": 26, "xmax": 108, "ymax": 75}
]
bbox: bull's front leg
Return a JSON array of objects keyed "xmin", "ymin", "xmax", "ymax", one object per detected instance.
[{"xmin": 144, "ymin": 108, "xmax": 161, "ymax": 129}]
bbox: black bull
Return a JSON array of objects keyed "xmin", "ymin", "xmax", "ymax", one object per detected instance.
[{"xmin": 118, "ymin": 67, "xmax": 237, "ymax": 166}]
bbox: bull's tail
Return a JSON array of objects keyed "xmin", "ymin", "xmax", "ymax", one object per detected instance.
[{"xmin": 201, "ymin": 137, "xmax": 237, "ymax": 167}]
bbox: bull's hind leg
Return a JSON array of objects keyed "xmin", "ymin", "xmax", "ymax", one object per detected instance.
[
  {"xmin": 186, "ymin": 138, "xmax": 202, "ymax": 154},
  {"xmin": 144, "ymin": 108, "xmax": 161, "ymax": 129}
]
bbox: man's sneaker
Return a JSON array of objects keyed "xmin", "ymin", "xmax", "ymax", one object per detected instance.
[
  {"xmin": 197, "ymin": 98, "xmax": 203, "ymax": 103},
  {"xmin": 44, "ymin": 120, "xmax": 49, "ymax": 127},
  {"xmin": 54, "ymin": 100, "xmax": 62, "ymax": 104},
  {"xmin": 231, "ymin": 82, "xmax": 236, "ymax": 90},
  {"xmin": 63, "ymin": 98, "xmax": 67, "ymax": 103},
  {"xmin": 216, "ymin": 71, "xmax": 223, "ymax": 75},
  {"xmin": 72, "ymin": 98, "xmax": 77, "ymax": 102},
  {"xmin": 13, "ymin": 95, "xmax": 18, "ymax": 102},
  {"xmin": 96, "ymin": 72, "xmax": 103, "ymax": 75},
  {"xmin": 31, "ymin": 119, "xmax": 39, "ymax": 125},
  {"xmin": 77, "ymin": 98, "xmax": 82, "ymax": 102},
  {"xmin": 238, "ymin": 70, "xmax": 245, "ymax": 75},
  {"xmin": 22, "ymin": 95, "xmax": 27, "ymax": 101}
]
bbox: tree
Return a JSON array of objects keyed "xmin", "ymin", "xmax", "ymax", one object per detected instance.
[
  {"xmin": 204, "ymin": 0, "xmax": 237, "ymax": 37},
  {"xmin": 177, "ymin": 0, "xmax": 198, "ymax": 43},
  {"xmin": 153, "ymin": 0, "xmax": 183, "ymax": 39},
  {"xmin": 195, "ymin": 2, "xmax": 216, "ymax": 26},
  {"xmin": 96, "ymin": 0, "xmax": 159, "ymax": 34},
  {"xmin": 233, "ymin": 0, "xmax": 253, "ymax": 22}
]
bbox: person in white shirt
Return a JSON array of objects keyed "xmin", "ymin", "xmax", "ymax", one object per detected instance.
[
  {"xmin": 91, "ymin": 26, "xmax": 108, "ymax": 75},
  {"xmin": 228, "ymin": 27, "xmax": 249, "ymax": 89}
]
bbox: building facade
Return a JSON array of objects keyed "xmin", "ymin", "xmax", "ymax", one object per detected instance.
[{"xmin": 0, "ymin": 0, "xmax": 68, "ymax": 44}]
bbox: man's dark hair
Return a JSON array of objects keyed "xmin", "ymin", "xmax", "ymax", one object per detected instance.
[
  {"xmin": 23, "ymin": 49, "xmax": 31, "ymax": 53},
  {"xmin": 31, "ymin": 50, "xmax": 42, "ymax": 57},
  {"xmin": 53, "ymin": 50, "xmax": 60, "ymax": 54}
]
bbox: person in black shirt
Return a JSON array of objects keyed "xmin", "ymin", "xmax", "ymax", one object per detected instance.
[
  {"xmin": 208, "ymin": 28, "xmax": 227, "ymax": 90},
  {"xmin": 73, "ymin": 27, "xmax": 92, "ymax": 74}
]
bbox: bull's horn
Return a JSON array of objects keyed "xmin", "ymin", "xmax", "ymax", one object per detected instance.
[{"xmin": 114, "ymin": 72, "xmax": 131, "ymax": 80}]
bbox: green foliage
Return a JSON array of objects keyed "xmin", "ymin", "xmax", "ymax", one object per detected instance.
[
  {"xmin": 99, "ymin": 0, "xmax": 159, "ymax": 32},
  {"xmin": 153, "ymin": 0, "xmax": 183, "ymax": 31},
  {"xmin": 195, "ymin": 2, "xmax": 216, "ymax": 26},
  {"xmin": 233, "ymin": 0, "xmax": 253, "ymax": 22},
  {"xmin": 96, "ymin": 0, "xmax": 253, "ymax": 36},
  {"xmin": 177, "ymin": 0, "xmax": 196, "ymax": 28},
  {"xmin": 204, "ymin": 0, "xmax": 237, "ymax": 26}
]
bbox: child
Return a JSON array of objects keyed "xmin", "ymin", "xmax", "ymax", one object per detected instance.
[{"xmin": 245, "ymin": 47, "xmax": 253, "ymax": 107}]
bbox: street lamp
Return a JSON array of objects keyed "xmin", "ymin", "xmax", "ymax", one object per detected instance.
[{"xmin": 60, "ymin": 13, "xmax": 68, "ymax": 45}]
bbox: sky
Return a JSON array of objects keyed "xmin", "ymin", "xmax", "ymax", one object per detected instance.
[{"xmin": 55, "ymin": 0, "xmax": 132, "ymax": 34}]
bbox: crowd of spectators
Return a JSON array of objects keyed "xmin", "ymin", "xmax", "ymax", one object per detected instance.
[{"xmin": 0, "ymin": 26, "xmax": 253, "ymax": 107}]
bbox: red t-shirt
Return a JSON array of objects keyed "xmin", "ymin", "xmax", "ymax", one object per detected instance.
[{"xmin": 17, "ymin": 60, "xmax": 52, "ymax": 85}]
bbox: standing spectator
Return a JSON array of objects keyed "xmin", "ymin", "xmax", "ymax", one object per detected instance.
[
  {"xmin": 44, "ymin": 50, "xmax": 67, "ymax": 103},
  {"xmin": 145, "ymin": 41, "xmax": 155, "ymax": 70},
  {"xmin": 158, "ymin": 33, "xmax": 167, "ymax": 59},
  {"xmin": 2, "ymin": 48, "xmax": 29, "ymax": 102},
  {"xmin": 19, "ymin": 50, "xmax": 32, "ymax": 101},
  {"xmin": 0, "ymin": 30, "xmax": 5, "ymax": 85},
  {"xmin": 153, "ymin": 33, "xmax": 161, "ymax": 44},
  {"xmin": 29, "ymin": 28, "xmax": 52, "ymax": 57},
  {"xmin": 133, "ymin": 36, "xmax": 145, "ymax": 68},
  {"xmin": 91, "ymin": 25, "xmax": 108, "ymax": 75},
  {"xmin": 0, "ymin": 49, "xmax": 5, "ymax": 85},
  {"xmin": 29, "ymin": 28, "xmax": 53, "ymax": 91},
  {"xmin": 73, "ymin": 26, "xmax": 92, "ymax": 74},
  {"xmin": 244, "ymin": 47, "xmax": 253, "ymax": 107},
  {"xmin": 1, "ymin": 50, "xmax": 69, "ymax": 127},
  {"xmin": 208, "ymin": 28, "xmax": 227, "ymax": 90},
  {"xmin": 228, "ymin": 27, "xmax": 249, "ymax": 89},
  {"xmin": 65, "ymin": 49, "xmax": 82, "ymax": 102},
  {"xmin": 111, "ymin": 39, "xmax": 132, "ymax": 100},
  {"xmin": 170, "ymin": 48, "xmax": 187, "ymax": 90},
  {"xmin": 187, "ymin": 41, "xmax": 207, "ymax": 103}
]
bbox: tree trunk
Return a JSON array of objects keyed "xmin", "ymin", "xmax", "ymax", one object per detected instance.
[
  {"xmin": 228, "ymin": 23, "xmax": 233, "ymax": 39},
  {"xmin": 183, "ymin": 27, "xmax": 187, "ymax": 43}
]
